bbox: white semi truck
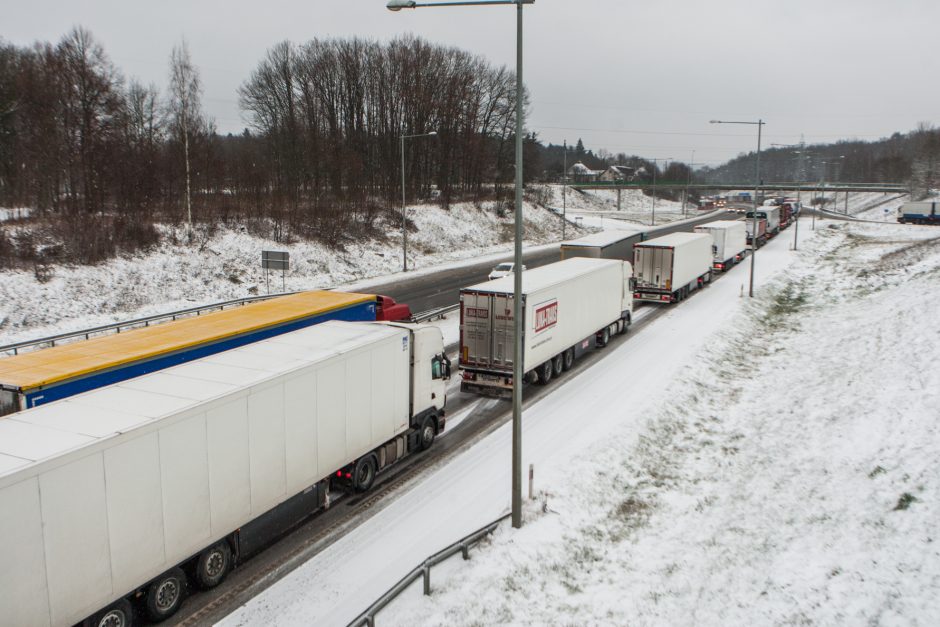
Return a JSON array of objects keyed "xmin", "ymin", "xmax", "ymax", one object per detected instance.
[
  {"xmin": 633, "ymin": 231, "xmax": 713, "ymax": 303},
  {"xmin": 897, "ymin": 200, "xmax": 940, "ymax": 225},
  {"xmin": 0, "ymin": 320, "xmax": 449, "ymax": 627},
  {"xmin": 459, "ymin": 258, "xmax": 633, "ymax": 397},
  {"xmin": 694, "ymin": 220, "xmax": 748, "ymax": 271},
  {"xmin": 746, "ymin": 205, "xmax": 781, "ymax": 235}
]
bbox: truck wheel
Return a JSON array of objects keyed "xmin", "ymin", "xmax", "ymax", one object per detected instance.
[
  {"xmin": 620, "ymin": 318, "xmax": 630, "ymax": 335},
  {"xmin": 353, "ymin": 455, "xmax": 377, "ymax": 492},
  {"xmin": 538, "ymin": 361, "xmax": 553, "ymax": 384},
  {"xmin": 144, "ymin": 567, "xmax": 186, "ymax": 623},
  {"xmin": 551, "ymin": 354, "xmax": 564, "ymax": 377},
  {"xmin": 194, "ymin": 541, "xmax": 233, "ymax": 590},
  {"xmin": 597, "ymin": 327, "xmax": 610, "ymax": 348},
  {"xmin": 88, "ymin": 599, "xmax": 134, "ymax": 627},
  {"xmin": 418, "ymin": 414, "xmax": 437, "ymax": 451},
  {"xmin": 562, "ymin": 348, "xmax": 574, "ymax": 371}
]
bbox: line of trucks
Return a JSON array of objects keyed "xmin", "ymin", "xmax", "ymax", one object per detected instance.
[{"xmin": 0, "ymin": 211, "xmax": 794, "ymax": 626}]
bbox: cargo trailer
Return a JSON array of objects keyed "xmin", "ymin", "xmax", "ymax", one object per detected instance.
[
  {"xmin": 459, "ymin": 258, "xmax": 633, "ymax": 397},
  {"xmin": 746, "ymin": 206, "xmax": 781, "ymax": 235},
  {"xmin": 0, "ymin": 320, "xmax": 449, "ymax": 627},
  {"xmin": 694, "ymin": 220, "xmax": 748, "ymax": 271},
  {"xmin": 744, "ymin": 217, "xmax": 768, "ymax": 246},
  {"xmin": 897, "ymin": 201, "xmax": 940, "ymax": 225},
  {"xmin": 0, "ymin": 290, "xmax": 412, "ymax": 416},
  {"xmin": 633, "ymin": 232, "xmax": 712, "ymax": 303},
  {"xmin": 559, "ymin": 230, "xmax": 644, "ymax": 261}
]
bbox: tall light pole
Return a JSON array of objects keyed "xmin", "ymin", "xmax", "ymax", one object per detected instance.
[
  {"xmin": 400, "ymin": 130, "xmax": 437, "ymax": 271},
  {"xmin": 771, "ymin": 140, "xmax": 805, "ymax": 250},
  {"xmin": 388, "ymin": 0, "xmax": 534, "ymax": 530},
  {"xmin": 710, "ymin": 119, "xmax": 764, "ymax": 297},
  {"xmin": 562, "ymin": 139, "xmax": 567, "ymax": 240},
  {"xmin": 648, "ymin": 157, "xmax": 672, "ymax": 226},
  {"xmin": 683, "ymin": 150, "xmax": 695, "ymax": 217},
  {"xmin": 814, "ymin": 155, "xmax": 844, "ymax": 228}
]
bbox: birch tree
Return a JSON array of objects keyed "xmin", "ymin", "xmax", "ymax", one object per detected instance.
[{"xmin": 167, "ymin": 39, "xmax": 202, "ymax": 227}]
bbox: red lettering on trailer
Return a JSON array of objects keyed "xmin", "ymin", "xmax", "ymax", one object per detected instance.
[
  {"xmin": 534, "ymin": 300, "xmax": 558, "ymax": 333},
  {"xmin": 465, "ymin": 307, "xmax": 489, "ymax": 319}
]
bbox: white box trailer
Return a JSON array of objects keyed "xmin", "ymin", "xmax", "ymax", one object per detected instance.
[
  {"xmin": 0, "ymin": 320, "xmax": 449, "ymax": 627},
  {"xmin": 633, "ymin": 231, "xmax": 713, "ymax": 303},
  {"xmin": 459, "ymin": 258, "xmax": 633, "ymax": 397},
  {"xmin": 897, "ymin": 200, "xmax": 940, "ymax": 225},
  {"xmin": 746, "ymin": 205, "xmax": 781, "ymax": 234},
  {"xmin": 694, "ymin": 220, "xmax": 748, "ymax": 271},
  {"xmin": 559, "ymin": 230, "xmax": 644, "ymax": 261}
]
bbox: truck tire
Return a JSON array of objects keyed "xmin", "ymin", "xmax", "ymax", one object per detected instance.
[
  {"xmin": 88, "ymin": 599, "xmax": 134, "ymax": 627},
  {"xmin": 194, "ymin": 541, "xmax": 233, "ymax": 590},
  {"xmin": 353, "ymin": 455, "xmax": 377, "ymax": 492},
  {"xmin": 562, "ymin": 348, "xmax": 574, "ymax": 371},
  {"xmin": 537, "ymin": 361, "xmax": 553, "ymax": 384},
  {"xmin": 620, "ymin": 318, "xmax": 630, "ymax": 335},
  {"xmin": 551, "ymin": 354, "xmax": 564, "ymax": 377},
  {"xmin": 418, "ymin": 414, "xmax": 437, "ymax": 451},
  {"xmin": 596, "ymin": 327, "xmax": 610, "ymax": 348},
  {"xmin": 144, "ymin": 567, "xmax": 186, "ymax": 623}
]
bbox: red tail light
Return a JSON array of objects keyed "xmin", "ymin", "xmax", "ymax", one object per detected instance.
[{"xmin": 336, "ymin": 471, "xmax": 342, "ymax": 477}]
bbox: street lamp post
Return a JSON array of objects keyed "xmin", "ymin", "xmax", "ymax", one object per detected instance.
[
  {"xmin": 813, "ymin": 155, "xmax": 844, "ymax": 229},
  {"xmin": 684, "ymin": 150, "xmax": 695, "ymax": 217},
  {"xmin": 648, "ymin": 157, "xmax": 672, "ymax": 226},
  {"xmin": 562, "ymin": 139, "xmax": 567, "ymax": 240},
  {"xmin": 710, "ymin": 119, "xmax": 764, "ymax": 297},
  {"xmin": 400, "ymin": 131, "xmax": 437, "ymax": 271},
  {"xmin": 771, "ymin": 141, "xmax": 805, "ymax": 251},
  {"xmin": 388, "ymin": 0, "xmax": 534, "ymax": 530}
]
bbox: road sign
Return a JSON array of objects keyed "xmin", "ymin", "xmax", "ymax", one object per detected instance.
[{"xmin": 262, "ymin": 250, "xmax": 289, "ymax": 293}]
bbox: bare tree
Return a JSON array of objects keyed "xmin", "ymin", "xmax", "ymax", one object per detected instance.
[{"xmin": 168, "ymin": 39, "xmax": 203, "ymax": 227}]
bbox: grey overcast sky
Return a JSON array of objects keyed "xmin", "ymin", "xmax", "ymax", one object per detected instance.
[{"xmin": 5, "ymin": 0, "xmax": 939, "ymax": 166}]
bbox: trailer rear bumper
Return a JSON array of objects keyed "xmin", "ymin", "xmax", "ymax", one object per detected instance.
[
  {"xmin": 633, "ymin": 290, "xmax": 674, "ymax": 303},
  {"xmin": 459, "ymin": 369, "xmax": 513, "ymax": 398}
]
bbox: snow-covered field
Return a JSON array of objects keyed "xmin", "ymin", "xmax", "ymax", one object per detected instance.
[
  {"xmin": 0, "ymin": 199, "xmax": 584, "ymax": 344},
  {"xmin": 220, "ymin": 218, "xmax": 940, "ymax": 626}
]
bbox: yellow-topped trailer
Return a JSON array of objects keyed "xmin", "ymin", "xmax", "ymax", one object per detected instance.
[
  {"xmin": 0, "ymin": 290, "xmax": 385, "ymax": 416},
  {"xmin": 459, "ymin": 257, "xmax": 633, "ymax": 397}
]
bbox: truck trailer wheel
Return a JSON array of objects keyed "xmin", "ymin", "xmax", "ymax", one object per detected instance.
[
  {"xmin": 551, "ymin": 354, "xmax": 564, "ymax": 377},
  {"xmin": 418, "ymin": 414, "xmax": 437, "ymax": 451},
  {"xmin": 562, "ymin": 348, "xmax": 574, "ymax": 371},
  {"xmin": 353, "ymin": 455, "xmax": 377, "ymax": 492},
  {"xmin": 144, "ymin": 567, "xmax": 186, "ymax": 623},
  {"xmin": 194, "ymin": 541, "xmax": 233, "ymax": 590},
  {"xmin": 88, "ymin": 599, "xmax": 134, "ymax": 627},
  {"xmin": 596, "ymin": 327, "xmax": 610, "ymax": 348},
  {"xmin": 537, "ymin": 360, "xmax": 553, "ymax": 384}
]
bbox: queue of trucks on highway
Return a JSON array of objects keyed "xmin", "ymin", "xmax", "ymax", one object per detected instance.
[{"xmin": 0, "ymin": 203, "xmax": 801, "ymax": 627}]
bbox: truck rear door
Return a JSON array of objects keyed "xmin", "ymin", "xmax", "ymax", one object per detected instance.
[
  {"xmin": 462, "ymin": 292, "xmax": 516, "ymax": 370},
  {"xmin": 637, "ymin": 247, "xmax": 672, "ymax": 290}
]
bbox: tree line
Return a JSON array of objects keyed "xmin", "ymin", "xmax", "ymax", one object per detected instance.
[{"xmin": 0, "ymin": 29, "xmax": 531, "ymax": 267}]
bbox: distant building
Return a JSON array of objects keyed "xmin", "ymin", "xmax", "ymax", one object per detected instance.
[
  {"xmin": 567, "ymin": 161, "xmax": 603, "ymax": 183},
  {"xmin": 598, "ymin": 165, "xmax": 636, "ymax": 182}
]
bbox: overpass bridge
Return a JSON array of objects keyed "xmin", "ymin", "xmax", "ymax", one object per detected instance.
[{"xmin": 569, "ymin": 181, "xmax": 910, "ymax": 194}]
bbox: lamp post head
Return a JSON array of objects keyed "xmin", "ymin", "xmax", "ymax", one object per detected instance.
[
  {"xmin": 428, "ymin": 131, "xmax": 438, "ymax": 136},
  {"xmin": 709, "ymin": 120, "xmax": 721, "ymax": 124},
  {"xmin": 387, "ymin": 0, "xmax": 417, "ymax": 10}
]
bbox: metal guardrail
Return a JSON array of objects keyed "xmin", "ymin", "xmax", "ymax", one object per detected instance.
[
  {"xmin": 0, "ymin": 291, "xmax": 298, "ymax": 356},
  {"xmin": 410, "ymin": 303, "xmax": 459, "ymax": 324},
  {"xmin": 349, "ymin": 512, "xmax": 511, "ymax": 627}
]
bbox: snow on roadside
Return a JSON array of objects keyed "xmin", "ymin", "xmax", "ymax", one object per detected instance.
[
  {"xmin": 0, "ymin": 200, "xmax": 584, "ymax": 344},
  {"xmin": 543, "ymin": 183, "xmax": 690, "ymax": 227},
  {"xmin": 377, "ymin": 221, "xmax": 940, "ymax": 625}
]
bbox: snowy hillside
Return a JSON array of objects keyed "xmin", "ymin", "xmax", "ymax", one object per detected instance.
[
  {"xmin": 0, "ymin": 199, "xmax": 582, "ymax": 344},
  {"xmin": 544, "ymin": 184, "xmax": 689, "ymax": 226},
  {"xmin": 374, "ymin": 221, "xmax": 940, "ymax": 625}
]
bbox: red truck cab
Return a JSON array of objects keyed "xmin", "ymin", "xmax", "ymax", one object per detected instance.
[{"xmin": 375, "ymin": 295, "xmax": 413, "ymax": 321}]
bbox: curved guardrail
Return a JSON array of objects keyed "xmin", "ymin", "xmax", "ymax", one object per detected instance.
[{"xmin": 348, "ymin": 512, "xmax": 510, "ymax": 627}]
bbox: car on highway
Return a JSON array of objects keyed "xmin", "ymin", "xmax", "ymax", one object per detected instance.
[{"xmin": 488, "ymin": 262, "xmax": 525, "ymax": 280}]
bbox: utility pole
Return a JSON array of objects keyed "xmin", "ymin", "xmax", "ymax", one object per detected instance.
[{"xmin": 562, "ymin": 140, "xmax": 567, "ymax": 240}]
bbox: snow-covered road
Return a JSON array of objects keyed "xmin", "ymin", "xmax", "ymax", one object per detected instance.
[{"xmin": 220, "ymin": 218, "xmax": 811, "ymax": 626}]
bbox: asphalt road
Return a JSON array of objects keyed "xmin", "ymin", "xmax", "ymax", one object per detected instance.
[{"xmin": 359, "ymin": 210, "xmax": 739, "ymax": 312}]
